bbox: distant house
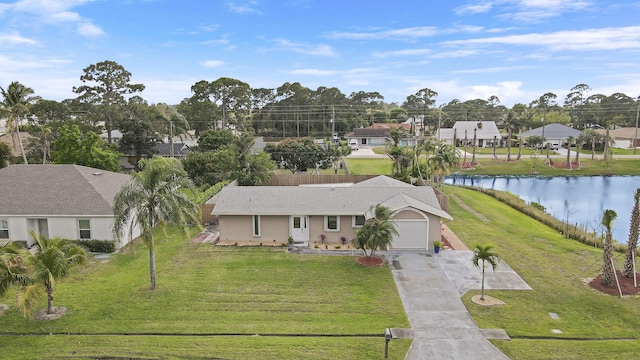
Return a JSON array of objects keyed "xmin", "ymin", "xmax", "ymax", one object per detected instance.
[
  {"xmin": 0, "ymin": 132, "xmax": 33, "ymax": 158},
  {"xmin": 436, "ymin": 121, "xmax": 501, "ymax": 147},
  {"xmin": 154, "ymin": 142, "xmax": 191, "ymax": 158},
  {"xmin": 99, "ymin": 129, "xmax": 124, "ymax": 143},
  {"xmin": 210, "ymin": 175, "xmax": 451, "ymax": 250},
  {"xmin": 595, "ymin": 127, "xmax": 639, "ymax": 149},
  {"xmin": 517, "ymin": 124, "xmax": 581, "ymax": 149},
  {"xmin": 0, "ymin": 164, "xmax": 140, "ymax": 248},
  {"xmin": 346, "ymin": 123, "xmax": 417, "ymax": 147}
]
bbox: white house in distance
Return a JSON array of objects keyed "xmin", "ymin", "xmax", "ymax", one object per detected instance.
[
  {"xmin": 436, "ymin": 121, "xmax": 501, "ymax": 147},
  {"xmin": 346, "ymin": 123, "xmax": 417, "ymax": 147},
  {"xmin": 516, "ymin": 123, "xmax": 581, "ymax": 150},
  {"xmin": 0, "ymin": 164, "xmax": 140, "ymax": 248}
]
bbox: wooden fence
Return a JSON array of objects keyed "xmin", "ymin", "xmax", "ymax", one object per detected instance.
[{"xmin": 200, "ymin": 204, "xmax": 215, "ymax": 225}]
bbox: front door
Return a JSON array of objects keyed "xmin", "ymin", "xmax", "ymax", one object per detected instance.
[{"xmin": 290, "ymin": 216, "xmax": 309, "ymax": 241}]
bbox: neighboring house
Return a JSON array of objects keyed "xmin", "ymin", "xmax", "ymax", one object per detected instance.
[
  {"xmin": 0, "ymin": 164, "xmax": 140, "ymax": 248},
  {"xmin": 517, "ymin": 124, "xmax": 581, "ymax": 149},
  {"xmin": 595, "ymin": 127, "xmax": 639, "ymax": 149},
  {"xmin": 346, "ymin": 123, "xmax": 416, "ymax": 147},
  {"xmin": 154, "ymin": 142, "xmax": 191, "ymax": 158},
  {"xmin": 210, "ymin": 175, "xmax": 451, "ymax": 250},
  {"xmin": 99, "ymin": 129, "xmax": 124, "ymax": 143},
  {"xmin": 437, "ymin": 121, "xmax": 501, "ymax": 148}
]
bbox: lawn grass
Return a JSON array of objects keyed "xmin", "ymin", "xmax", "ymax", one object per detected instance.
[
  {"xmin": 0, "ymin": 227, "xmax": 410, "ymax": 359},
  {"xmin": 346, "ymin": 157, "xmax": 640, "ymax": 176},
  {"xmin": 345, "ymin": 157, "xmax": 393, "ymax": 175},
  {"xmin": 445, "ymin": 185, "xmax": 640, "ymax": 359}
]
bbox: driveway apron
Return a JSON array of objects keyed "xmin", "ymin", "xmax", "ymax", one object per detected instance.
[{"xmin": 389, "ymin": 251, "xmax": 515, "ymax": 360}]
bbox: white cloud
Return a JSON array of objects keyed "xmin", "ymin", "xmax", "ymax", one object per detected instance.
[
  {"xmin": 454, "ymin": 3, "xmax": 494, "ymax": 15},
  {"xmin": 2, "ymin": 0, "xmax": 103, "ymax": 37},
  {"xmin": 453, "ymin": 65, "xmax": 534, "ymax": 74},
  {"xmin": 373, "ymin": 48, "xmax": 432, "ymax": 58},
  {"xmin": 200, "ymin": 60, "xmax": 225, "ymax": 67},
  {"xmin": 77, "ymin": 22, "xmax": 104, "ymax": 37},
  {"xmin": 227, "ymin": 1, "xmax": 262, "ymax": 14},
  {"xmin": 327, "ymin": 26, "xmax": 439, "ymax": 41},
  {"xmin": 443, "ymin": 26, "xmax": 640, "ymax": 52},
  {"xmin": 0, "ymin": 31, "xmax": 37, "ymax": 45},
  {"xmin": 270, "ymin": 39, "xmax": 336, "ymax": 57}
]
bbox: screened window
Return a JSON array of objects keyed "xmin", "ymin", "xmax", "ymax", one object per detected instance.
[
  {"xmin": 325, "ymin": 216, "xmax": 340, "ymax": 231},
  {"xmin": 252, "ymin": 215, "xmax": 261, "ymax": 237},
  {"xmin": 78, "ymin": 219, "xmax": 91, "ymax": 239},
  {"xmin": 0, "ymin": 219, "xmax": 8, "ymax": 239},
  {"xmin": 353, "ymin": 215, "xmax": 366, "ymax": 227}
]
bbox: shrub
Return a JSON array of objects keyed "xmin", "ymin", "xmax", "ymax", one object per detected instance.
[
  {"xmin": 75, "ymin": 240, "xmax": 115, "ymax": 253},
  {"xmin": 340, "ymin": 236, "xmax": 347, "ymax": 245},
  {"xmin": 335, "ymin": 246, "xmax": 341, "ymax": 249}
]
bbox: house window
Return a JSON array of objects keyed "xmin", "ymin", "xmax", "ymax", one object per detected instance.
[
  {"xmin": 353, "ymin": 215, "xmax": 366, "ymax": 228},
  {"xmin": 252, "ymin": 215, "xmax": 261, "ymax": 237},
  {"xmin": 78, "ymin": 219, "xmax": 91, "ymax": 239},
  {"xmin": 325, "ymin": 216, "xmax": 340, "ymax": 231},
  {"xmin": 0, "ymin": 219, "xmax": 8, "ymax": 239}
]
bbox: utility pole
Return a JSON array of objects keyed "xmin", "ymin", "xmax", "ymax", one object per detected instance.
[
  {"xmin": 635, "ymin": 97, "xmax": 639, "ymax": 155},
  {"xmin": 331, "ymin": 106, "xmax": 336, "ymax": 143}
]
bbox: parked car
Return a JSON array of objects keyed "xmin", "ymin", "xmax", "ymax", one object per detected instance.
[{"xmin": 349, "ymin": 139, "xmax": 359, "ymax": 150}]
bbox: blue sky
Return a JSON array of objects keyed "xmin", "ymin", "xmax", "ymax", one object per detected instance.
[{"xmin": 1, "ymin": 0, "xmax": 639, "ymax": 106}]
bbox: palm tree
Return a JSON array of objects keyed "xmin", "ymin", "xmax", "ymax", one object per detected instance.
[
  {"xmin": 352, "ymin": 204, "xmax": 398, "ymax": 259},
  {"xmin": 472, "ymin": 244, "xmax": 499, "ymax": 300},
  {"xmin": 501, "ymin": 110, "xmax": 517, "ymax": 162},
  {"xmin": 577, "ymin": 129, "xmax": 603, "ymax": 160},
  {"xmin": 0, "ymin": 81, "xmax": 38, "ymax": 164},
  {"xmin": 566, "ymin": 136, "xmax": 574, "ymax": 169},
  {"xmin": 16, "ymin": 231, "xmax": 86, "ymax": 316},
  {"xmin": 601, "ymin": 209, "xmax": 617, "ymax": 287},
  {"xmin": 0, "ymin": 242, "xmax": 30, "ymax": 297},
  {"xmin": 428, "ymin": 142, "xmax": 459, "ymax": 188},
  {"xmin": 112, "ymin": 157, "xmax": 200, "ymax": 290},
  {"xmin": 623, "ymin": 189, "xmax": 640, "ymax": 278}
]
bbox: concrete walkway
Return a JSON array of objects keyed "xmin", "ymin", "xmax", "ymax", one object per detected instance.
[{"xmin": 387, "ymin": 251, "xmax": 531, "ymax": 360}]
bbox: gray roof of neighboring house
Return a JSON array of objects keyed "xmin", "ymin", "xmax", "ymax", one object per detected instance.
[
  {"xmin": 517, "ymin": 123, "xmax": 581, "ymax": 139},
  {"xmin": 212, "ymin": 175, "xmax": 451, "ymax": 219},
  {"xmin": 0, "ymin": 164, "xmax": 131, "ymax": 216},
  {"xmin": 154, "ymin": 143, "xmax": 191, "ymax": 157},
  {"xmin": 452, "ymin": 121, "xmax": 501, "ymax": 139}
]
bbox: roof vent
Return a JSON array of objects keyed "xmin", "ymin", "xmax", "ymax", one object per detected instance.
[
  {"xmin": 477, "ymin": 122, "xmax": 483, "ymax": 129},
  {"xmin": 93, "ymin": 172, "xmax": 103, "ymax": 176}
]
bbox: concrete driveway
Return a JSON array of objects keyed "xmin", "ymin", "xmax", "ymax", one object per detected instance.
[{"xmin": 387, "ymin": 250, "xmax": 531, "ymax": 360}]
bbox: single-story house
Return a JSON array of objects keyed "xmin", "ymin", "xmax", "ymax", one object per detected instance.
[
  {"xmin": 516, "ymin": 123, "xmax": 581, "ymax": 149},
  {"xmin": 210, "ymin": 175, "xmax": 451, "ymax": 250},
  {"xmin": 346, "ymin": 123, "xmax": 417, "ymax": 147},
  {"xmin": 595, "ymin": 127, "xmax": 639, "ymax": 149},
  {"xmin": 0, "ymin": 164, "xmax": 140, "ymax": 248},
  {"xmin": 436, "ymin": 121, "xmax": 501, "ymax": 148}
]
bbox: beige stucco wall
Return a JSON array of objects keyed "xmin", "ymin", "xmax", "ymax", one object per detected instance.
[
  {"xmin": 309, "ymin": 215, "xmax": 358, "ymax": 244},
  {"xmin": 218, "ymin": 215, "xmax": 289, "ymax": 243}
]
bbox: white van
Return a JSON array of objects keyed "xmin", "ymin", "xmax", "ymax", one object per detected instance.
[{"xmin": 349, "ymin": 139, "xmax": 359, "ymax": 150}]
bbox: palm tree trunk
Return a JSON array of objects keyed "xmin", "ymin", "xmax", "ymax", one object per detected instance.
[
  {"xmin": 15, "ymin": 118, "xmax": 28, "ymax": 164},
  {"xmin": 481, "ymin": 262, "xmax": 486, "ymax": 300},
  {"xmin": 566, "ymin": 145, "xmax": 571, "ymax": 169},
  {"xmin": 506, "ymin": 128, "xmax": 512, "ymax": 161},
  {"xmin": 149, "ymin": 233, "xmax": 157, "ymax": 290},
  {"xmin": 517, "ymin": 138, "xmax": 523, "ymax": 160},
  {"xmin": 602, "ymin": 232, "xmax": 615, "ymax": 286},
  {"xmin": 47, "ymin": 286, "xmax": 55, "ymax": 314}
]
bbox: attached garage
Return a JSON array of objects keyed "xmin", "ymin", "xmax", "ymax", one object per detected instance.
[{"xmin": 391, "ymin": 219, "xmax": 428, "ymax": 250}]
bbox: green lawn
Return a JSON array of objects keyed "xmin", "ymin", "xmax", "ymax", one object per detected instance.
[
  {"xmin": 345, "ymin": 157, "xmax": 640, "ymax": 176},
  {"xmin": 0, "ymin": 227, "xmax": 410, "ymax": 359},
  {"xmin": 445, "ymin": 186, "xmax": 640, "ymax": 359}
]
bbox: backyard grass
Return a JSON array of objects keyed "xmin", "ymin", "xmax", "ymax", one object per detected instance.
[
  {"xmin": 0, "ymin": 227, "xmax": 410, "ymax": 359},
  {"xmin": 445, "ymin": 185, "xmax": 640, "ymax": 359}
]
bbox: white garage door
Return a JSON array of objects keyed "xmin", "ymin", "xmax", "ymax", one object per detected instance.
[{"xmin": 391, "ymin": 220, "xmax": 428, "ymax": 249}]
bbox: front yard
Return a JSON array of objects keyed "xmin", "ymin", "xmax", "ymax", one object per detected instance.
[{"xmin": 0, "ymin": 227, "xmax": 410, "ymax": 359}]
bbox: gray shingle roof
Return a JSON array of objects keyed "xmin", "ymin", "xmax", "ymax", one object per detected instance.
[
  {"xmin": 0, "ymin": 164, "xmax": 131, "ymax": 216},
  {"xmin": 212, "ymin": 175, "xmax": 451, "ymax": 219},
  {"xmin": 517, "ymin": 123, "xmax": 581, "ymax": 139}
]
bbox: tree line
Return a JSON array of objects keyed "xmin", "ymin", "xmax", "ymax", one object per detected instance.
[{"xmin": 2, "ymin": 60, "xmax": 639, "ymax": 174}]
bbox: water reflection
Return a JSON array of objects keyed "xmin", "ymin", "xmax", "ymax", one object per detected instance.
[{"xmin": 445, "ymin": 176, "xmax": 640, "ymax": 243}]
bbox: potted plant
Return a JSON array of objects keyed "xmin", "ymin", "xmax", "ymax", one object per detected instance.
[{"xmin": 433, "ymin": 239, "xmax": 444, "ymax": 253}]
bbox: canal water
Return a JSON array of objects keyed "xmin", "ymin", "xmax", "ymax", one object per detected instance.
[{"xmin": 445, "ymin": 176, "xmax": 640, "ymax": 243}]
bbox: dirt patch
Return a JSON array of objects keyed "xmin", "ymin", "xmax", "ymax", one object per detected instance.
[
  {"xmin": 588, "ymin": 271, "xmax": 640, "ymax": 296},
  {"xmin": 450, "ymin": 194, "xmax": 490, "ymax": 222},
  {"xmin": 191, "ymin": 233, "xmax": 209, "ymax": 243},
  {"xmin": 356, "ymin": 256, "xmax": 384, "ymax": 267},
  {"xmin": 471, "ymin": 295, "xmax": 505, "ymax": 306},
  {"xmin": 0, "ymin": 304, "xmax": 8, "ymax": 316},
  {"xmin": 547, "ymin": 161, "xmax": 580, "ymax": 170},
  {"xmin": 33, "ymin": 307, "xmax": 67, "ymax": 321}
]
